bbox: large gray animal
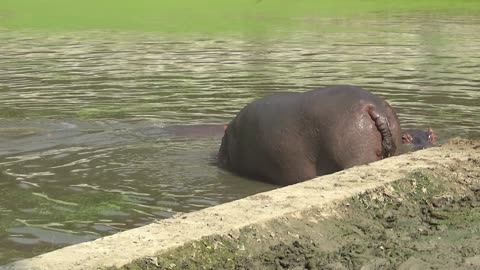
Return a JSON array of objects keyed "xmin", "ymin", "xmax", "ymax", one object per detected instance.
[{"xmin": 218, "ymin": 85, "xmax": 433, "ymax": 185}]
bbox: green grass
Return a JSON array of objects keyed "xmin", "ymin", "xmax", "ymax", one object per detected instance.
[{"xmin": 1, "ymin": 0, "xmax": 480, "ymax": 33}]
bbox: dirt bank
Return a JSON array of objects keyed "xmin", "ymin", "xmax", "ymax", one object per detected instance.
[{"xmin": 3, "ymin": 138, "xmax": 479, "ymax": 270}]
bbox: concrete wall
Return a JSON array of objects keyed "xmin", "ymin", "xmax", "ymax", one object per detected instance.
[{"xmin": 2, "ymin": 138, "xmax": 479, "ymax": 270}]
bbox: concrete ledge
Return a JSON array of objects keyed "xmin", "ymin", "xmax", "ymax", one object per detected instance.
[{"xmin": 2, "ymin": 138, "xmax": 479, "ymax": 270}]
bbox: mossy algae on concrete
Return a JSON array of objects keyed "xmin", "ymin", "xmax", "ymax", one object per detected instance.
[
  {"xmin": 4, "ymin": 139, "xmax": 479, "ymax": 270},
  {"xmin": 113, "ymin": 151, "xmax": 480, "ymax": 270}
]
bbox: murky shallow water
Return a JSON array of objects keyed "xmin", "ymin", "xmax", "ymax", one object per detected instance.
[{"xmin": 1, "ymin": 15, "xmax": 480, "ymax": 264}]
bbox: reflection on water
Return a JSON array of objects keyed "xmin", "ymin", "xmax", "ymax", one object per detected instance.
[{"xmin": 1, "ymin": 15, "xmax": 480, "ymax": 264}]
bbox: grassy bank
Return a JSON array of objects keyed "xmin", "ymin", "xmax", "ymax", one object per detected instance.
[{"xmin": 1, "ymin": 0, "xmax": 480, "ymax": 33}]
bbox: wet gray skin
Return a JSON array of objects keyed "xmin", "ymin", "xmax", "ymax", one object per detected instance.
[{"xmin": 402, "ymin": 128, "xmax": 436, "ymax": 151}]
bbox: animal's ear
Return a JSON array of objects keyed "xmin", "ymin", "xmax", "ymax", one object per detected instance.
[
  {"xmin": 402, "ymin": 133, "xmax": 413, "ymax": 144},
  {"xmin": 223, "ymin": 124, "xmax": 228, "ymax": 131},
  {"xmin": 428, "ymin": 128, "xmax": 436, "ymax": 144}
]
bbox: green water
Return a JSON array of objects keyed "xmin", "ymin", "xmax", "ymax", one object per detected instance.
[{"xmin": 1, "ymin": 0, "xmax": 480, "ymax": 265}]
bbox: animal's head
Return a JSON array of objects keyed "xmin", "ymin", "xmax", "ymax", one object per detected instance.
[{"xmin": 402, "ymin": 128, "xmax": 436, "ymax": 151}]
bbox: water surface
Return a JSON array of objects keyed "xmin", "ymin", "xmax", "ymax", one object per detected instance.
[{"xmin": 1, "ymin": 14, "xmax": 480, "ymax": 264}]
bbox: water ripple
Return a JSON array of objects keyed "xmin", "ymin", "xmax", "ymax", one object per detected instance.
[{"xmin": 1, "ymin": 15, "xmax": 480, "ymax": 263}]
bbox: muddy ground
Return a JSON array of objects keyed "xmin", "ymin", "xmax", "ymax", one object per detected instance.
[{"xmin": 116, "ymin": 139, "xmax": 480, "ymax": 270}]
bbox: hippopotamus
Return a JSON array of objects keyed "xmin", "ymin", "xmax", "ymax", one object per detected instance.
[
  {"xmin": 218, "ymin": 85, "xmax": 430, "ymax": 185},
  {"xmin": 163, "ymin": 124, "xmax": 227, "ymax": 137},
  {"xmin": 402, "ymin": 128, "xmax": 436, "ymax": 151}
]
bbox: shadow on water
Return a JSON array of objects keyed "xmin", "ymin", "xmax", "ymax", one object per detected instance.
[{"xmin": 1, "ymin": 14, "xmax": 480, "ymax": 264}]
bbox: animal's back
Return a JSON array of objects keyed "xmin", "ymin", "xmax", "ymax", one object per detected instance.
[{"xmin": 219, "ymin": 85, "xmax": 402, "ymax": 185}]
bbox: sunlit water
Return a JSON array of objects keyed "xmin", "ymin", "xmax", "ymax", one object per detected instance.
[{"xmin": 1, "ymin": 15, "xmax": 480, "ymax": 264}]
